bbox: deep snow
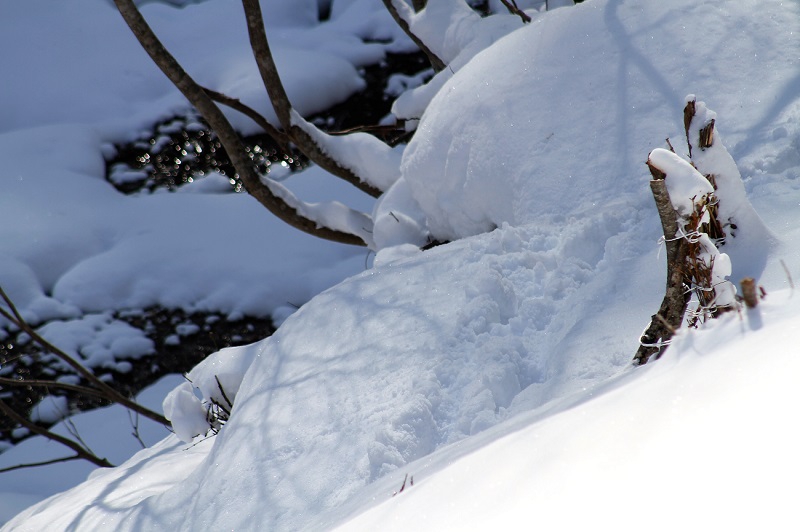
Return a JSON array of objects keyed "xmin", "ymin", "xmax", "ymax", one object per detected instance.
[{"xmin": 3, "ymin": 0, "xmax": 800, "ymax": 529}]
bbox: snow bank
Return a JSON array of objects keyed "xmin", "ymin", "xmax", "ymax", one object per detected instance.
[
  {"xmin": 392, "ymin": 0, "xmax": 797, "ymax": 265},
  {"xmin": 334, "ymin": 289, "xmax": 800, "ymax": 531},
  {"xmin": 0, "ymin": 0, "xmax": 399, "ymax": 139},
  {"xmin": 0, "ymin": 124, "xmax": 371, "ymax": 325},
  {"xmin": 5, "ymin": 0, "xmax": 800, "ymax": 529}
]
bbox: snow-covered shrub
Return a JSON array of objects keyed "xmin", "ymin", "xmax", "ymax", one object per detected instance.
[{"xmin": 162, "ymin": 345, "xmax": 257, "ymax": 442}]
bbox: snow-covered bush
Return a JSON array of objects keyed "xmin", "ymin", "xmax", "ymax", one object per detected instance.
[{"xmin": 162, "ymin": 346, "xmax": 257, "ymax": 442}]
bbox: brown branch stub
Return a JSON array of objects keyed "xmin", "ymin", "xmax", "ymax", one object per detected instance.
[
  {"xmin": 683, "ymin": 98, "xmax": 696, "ymax": 155},
  {"xmin": 698, "ymin": 118, "xmax": 715, "ymax": 149},
  {"xmin": 740, "ymin": 277, "xmax": 758, "ymax": 308},
  {"xmin": 646, "ymin": 159, "xmax": 667, "ymax": 181},
  {"xmin": 500, "ymin": 0, "xmax": 532, "ymax": 23},
  {"xmin": 634, "ymin": 176, "xmax": 691, "ymax": 365}
]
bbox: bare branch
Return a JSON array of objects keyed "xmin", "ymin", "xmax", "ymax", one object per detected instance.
[
  {"xmin": 201, "ymin": 86, "xmax": 289, "ymax": 151},
  {"xmin": 0, "ymin": 454, "xmax": 84, "ymax": 474},
  {"xmin": 0, "ymin": 376, "xmax": 110, "ymax": 401},
  {"xmin": 499, "ymin": 0, "xmax": 532, "ymax": 23},
  {"xmin": 634, "ymin": 164, "xmax": 691, "ymax": 365},
  {"xmin": 0, "ymin": 285, "xmax": 169, "ymax": 426},
  {"xmin": 381, "ymin": 0, "xmax": 446, "ymax": 72},
  {"xmin": 0, "ymin": 398, "xmax": 113, "ymax": 468},
  {"xmin": 241, "ymin": 0, "xmax": 383, "ymax": 198},
  {"xmin": 113, "ymin": 0, "xmax": 369, "ymax": 246}
]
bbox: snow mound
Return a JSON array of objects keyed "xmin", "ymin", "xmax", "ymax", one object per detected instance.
[
  {"xmin": 5, "ymin": 0, "xmax": 800, "ymax": 529},
  {"xmin": 333, "ymin": 289, "xmax": 800, "ymax": 531},
  {"xmin": 390, "ymin": 0, "xmax": 798, "ymax": 249}
]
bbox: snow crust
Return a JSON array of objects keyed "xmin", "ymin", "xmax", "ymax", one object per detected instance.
[{"xmin": 4, "ymin": 0, "xmax": 800, "ymax": 529}]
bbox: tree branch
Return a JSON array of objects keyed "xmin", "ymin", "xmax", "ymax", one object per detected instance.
[
  {"xmin": 0, "ymin": 376, "xmax": 110, "ymax": 401},
  {"xmin": 201, "ymin": 86, "xmax": 289, "ymax": 151},
  {"xmin": 113, "ymin": 0, "xmax": 369, "ymax": 246},
  {"xmin": 0, "ymin": 454, "xmax": 84, "ymax": 474},
  {"xmin": 0, "ymin": 286, "xmax": 169, "ymax": 426},
  {"xmin": 381, "ymin": 0, "xmax": 446, "ymax": 72},
  {"xmin": 241, "ymin": 0, "xmax": 383, "ymax": 198},
  {"xmin": 499, "ymin": 0, "xmax": 532, "ymax": 23},
  {"xmin": 0, "ymin": 398, "xmax": 113, "ymax": 468},
  {"xmin": 633, "ymin": 163, "xmax": 691, "ymax": 365}
]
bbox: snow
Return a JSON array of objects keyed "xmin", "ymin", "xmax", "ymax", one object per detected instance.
[
  {"xmin": 291, "ymin": 109, "xmax": 405, "ymax": 193},
  {"xmin": 651, "ymin": 148, "xmax": 715, "ymax": 216},
  {"xmin": 3, "ymin": 0, "xmax": 800, "ymax": 529},
  {"xmin": 333, "ymin": 291, "xmax": 800, "ymax": 531}
]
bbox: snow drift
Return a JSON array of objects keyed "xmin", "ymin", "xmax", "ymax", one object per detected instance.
[{"xmin": 4, "ymin": 0, "xmax": 800, "ymax": 529}]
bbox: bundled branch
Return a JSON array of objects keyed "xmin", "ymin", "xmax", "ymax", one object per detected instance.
[
  {"xmin": 634, "ymin": 98, "xmax": 740, "ymax": 365},
  {"xmin": 634, "ymin": 166, "xmax": 691, "ymax": 365}
]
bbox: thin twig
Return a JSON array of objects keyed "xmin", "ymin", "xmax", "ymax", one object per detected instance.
[
  {"xmin": 0, "ymin": 376, "xmax": 110, "ymax": 401},
  {"xmin": 0, "ymin": 398, "xmax": 113, "ymax": 468},
  {"xmin": 0, "ymin": 454, "xmax": 83, "ymax": 474},
  {"xmin": 63, "ymin": 417, "xmax": 97, "ymax": 458},
  {"xmin": 128, "ymin": 409, "xmax": 146, "ymax": 449},
  {"xmin": 381, "ymin": 0, "xmax": 446, "ymax": 71},
  {"xmin": 215, "ymin": 375, "xmax": 233, "ymax": 410},
  {"xmin": 780, "ymin": 259, "xmax": 794, "ymax": 291},
  {"xmin": 202, "ymin": 86, "xmax": 289, "ymax": 150},
  {"xmin": 500, "ymin": 0, "xmax": 532, "ymax": 23},
  {"xmin": 0, "ymin": 286, "xmax": 169, "ymax": 426}
]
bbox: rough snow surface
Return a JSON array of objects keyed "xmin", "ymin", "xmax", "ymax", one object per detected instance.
[
  {"xmin": 332, "ymin": 290, "xmax": 800, "ymax": 531},
  {"xmin": 3, "ymin": 0, "xmax": 800, "ymax": 529}
]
